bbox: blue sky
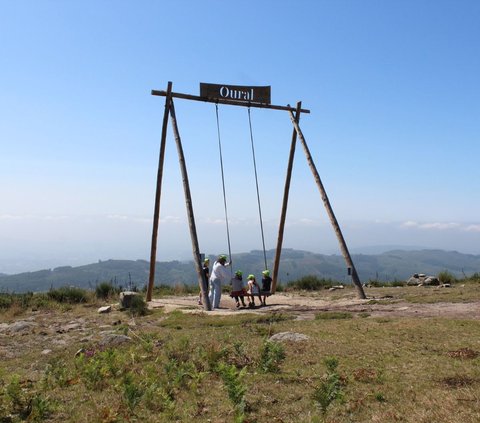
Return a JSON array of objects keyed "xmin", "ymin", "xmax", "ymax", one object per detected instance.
[{"xmin": 1, "ymin": 0, "xmax": 479, "ymax": 273}]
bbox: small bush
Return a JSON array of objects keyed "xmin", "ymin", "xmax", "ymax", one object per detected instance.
[
  {"xmin": 47, "ymin": 286, "xmax": 89, "ymax": 304},
  {"xmin": 217, "ymin": 363, "xmax": 247, "ymax": 423},
  {"xmin": 95, "ymin": 281, "xmax": 118, "ymax": 300},
  {"xmin": 468, "ymin": 272, "xmax": 480, "ymax": 283},
  {"xmin": 128, "ymin": 295, "xmax": 148, "ymax": 316},
  {"xmin": 259, "ymin": 340, "xmax": 285, "ymax": 373},
  {"xmin": 0, "ymin": 293, "xmax": 14, "ymax": 309},
  {"xmin": 152, "ymin": 284, "xmax": 197, "ymax": 296},
  {"xmin": 287, "ymin": 275, "xmax": 335, "ymax": 291},
  {"xmin": 438, "ymin": 270, "xmax": 456, "ymax": 284},
  {"xmin": 123, "ymin": 373, "xmax": 144, "ymax": 410},
  {"xmin": 312, "ymin": 356, "xmax": 344, "ymax": 416}
]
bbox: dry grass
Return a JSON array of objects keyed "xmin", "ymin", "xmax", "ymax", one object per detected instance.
[{"xmin": 1, "ymin": 284, "xmax": 480, "ymax": 422}]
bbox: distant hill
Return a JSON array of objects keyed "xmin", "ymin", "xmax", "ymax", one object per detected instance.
[{"xmin": 0, "ymin": 249, "xmax": 479, "ymax": 293}]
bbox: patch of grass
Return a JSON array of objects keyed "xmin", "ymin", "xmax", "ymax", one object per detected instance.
[
  {"xmin": 365, "ymin": 298, "xmax": 397, "ymax": 305},
  {"xmin": 48, "ymin": 286, "xmax": 89, "ymax": 304},
  {"xmin": 315, "ymin": 311, "xmax": 353, "ymax": 320},
  {"xmin": 249, "ymin": 313, "xmax": 294, "ymax": 324},
  {"xmin": 446, "ymin": 348, "xmax": 479, "ymax": 359},
  {"xmin": 287, "ymin": 275, "xmax": 335, "ymax": 291},
  {"xmin": 0, "ymin": 292, "xmax": 52, "ymax": 313},
  {"xmin": 466, "ymin": 272, "xmax": 480, "ymax": 283},
  {"xmin": 367, "ymin": 279, "xmax": 406, "ymax": 287},
  {"xmin": 151, "ymin": 283, "xmax": 198, "ymax": 296},
  {"xmin": 441, "ymin": 375, "xmax": 475, "ymax": 388}
]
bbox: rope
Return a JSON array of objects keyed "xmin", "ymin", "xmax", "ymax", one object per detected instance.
[
  {"xmin": 247, "ymin": 107, "xmax": 268, "ymax": 270},
  {"xmin": 215, "ymin": 103, "xmax": 233, "ymax": 274}
]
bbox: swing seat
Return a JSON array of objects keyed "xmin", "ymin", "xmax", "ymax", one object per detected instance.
[{"xmin": 230, "ymin": 290, "xmax": 272, "ymax": 299}]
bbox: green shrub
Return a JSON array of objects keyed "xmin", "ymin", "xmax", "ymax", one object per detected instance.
[
  {"xmin": 287, "ymin": 275, "xmax": 335, "ymax": 291},
  {"xmin": 367, "ymin": 279, "xmax": 405, "ymax": 287},
  {"xmin": 128, "ymin": 295, "xmax": 148, "ymax": 316},
  {"xmin": 312, "ymin": 356, "xmax": 344, "ymax": 416},
  {"xmin": 123, "ymin": 373, "xmax": 144, "ymax": 410},
  {"xmin": 468, "ymin": 272, "xmax": 480, "ymax": 283},
  {"xmin": 217, "ymin": 363, "xmax": 247, "ymax": 423},
  {"xmin": 47, "ymin": 286, "xmax": 89, "ymax": 304},
  {"xmin": 95, "ymin": 281, "xmax": 117, "ymax": 300},
  {"xmin": 0, "ymin": 292, "xmax": 52, "ymax": 311},
  {"xmin": 0, "ymin": 293, "xmax": 14, "ymax": 309},
  {"xmin": 259, "ymin": 340, "xmax": 285, "ymax": 373},
  {"xmin": 437, "ymin": 270, "xmax": 456, "ymax": 284},
  {"xmin": 30, "ymin": 395, "xmax": 54, "ymax": 420},
  {"xmin": 152, "ymin": 284, "xmax": 197, "ymax": 297}
]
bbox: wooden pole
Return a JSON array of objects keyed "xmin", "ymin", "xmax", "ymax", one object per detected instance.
[
  {"xmin": 169, "ymin": 100, "xmax": 212, "ymax": 310},
  {"xmin": 287, "ymin": 110, "xmax": 366, "ymax": 299},
  {"xmin": 272, "ymin": 102, "xmax": 302, "ymax": 293},
  {"xmin": 146, "ymin": 81, "xmax": 172, "ymax": 302}
]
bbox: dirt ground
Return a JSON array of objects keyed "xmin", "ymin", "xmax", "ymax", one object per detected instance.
[{"xmin": 149, "ymin": 289, "xmax": 480, "ymax": 320}]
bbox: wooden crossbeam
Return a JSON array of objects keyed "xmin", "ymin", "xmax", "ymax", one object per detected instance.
[{"xmin": 151, "ymin": 89, "xmax": 310, "ymax": 114}]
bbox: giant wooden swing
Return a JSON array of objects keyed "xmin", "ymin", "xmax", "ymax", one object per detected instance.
[{"xmin": 145, "ymin": 81, "xmax": 366, "ymax": 310}]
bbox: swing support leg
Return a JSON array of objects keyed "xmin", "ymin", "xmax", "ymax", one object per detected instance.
[
  {"xmin": 287, "ymin": 110, "xmax": 367, "ymax": 300},
  {"xmin": 146, "ymin": 81, "xmax": 172, "ymax": 302},
  {"xmin": 169, "ymin": 100, "xmax": 212, "ymax": 310},
  {"xmin": 272, "ymin": 102, "xmax": 302, "ymax": 294}
]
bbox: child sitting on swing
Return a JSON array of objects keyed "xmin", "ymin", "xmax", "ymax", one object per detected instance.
[
  {"xmin": 261, "ymin": 269, "xmax": 272, "ymax": 306},
  {"xmin": 230, "ymin": 270, "xmax": 247, "ymax": 308},
  {"xmin": 246, "ymin": 274, "xmax": 261, "ymax": 307}
]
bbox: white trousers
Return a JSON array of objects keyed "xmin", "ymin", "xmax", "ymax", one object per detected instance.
[{"xmin": 209, "ymin": 279, "xmax": 222, "ymax": 309}]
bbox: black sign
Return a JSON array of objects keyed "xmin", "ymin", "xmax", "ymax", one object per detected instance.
[{"xmin": 200, "ymin": 83, "xmax": 271, "ymax": 104}]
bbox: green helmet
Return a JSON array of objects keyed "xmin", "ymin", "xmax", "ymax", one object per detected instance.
[
  {"xmin": 203, "ymin": 258, "xmax": 210, "ymax": 264},
  {"xmin": 235, "ymin": 270, "xmax": 243, "ymax": 277},
  {"xmin": 218, "ymin": 254, "xmax": 228, "ymax": 262},
  {"xmin": 262, "ymin": 269, "xmax": 270, "ymax": 276},
  {"xmin": 247, "ymin": 274, "xmax": 255, "ymax": 280}
]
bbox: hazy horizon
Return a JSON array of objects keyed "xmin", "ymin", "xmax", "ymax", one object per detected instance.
[{"xmin": 1, "ymin": 213, "xmax": 479, "ymax": 274}]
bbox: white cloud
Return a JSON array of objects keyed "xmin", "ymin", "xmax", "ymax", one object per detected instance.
[
  {"xmin": 107, "ymin": 214, "xmax": 151, "ymax": 224},
  {"xmin": 285, "ymin": 218, "xmax": 324, "ymax": 227},
  {"xmin": 0, "ymin": 214, "xmax": 70, "ymax": 221},
  {"xmin": 159, "ymin": 215, "xmax": 182, "ymax": 224},
  {"xmin": 0, "ymin": 214, "xmax": 24, "ymax": 220},
  {"xmin": 464, "ymin": 224, "xmax": 480, "ymax": 233},
  {"xmin": 401, "ymin": 221, "xmax": 462, "ymax": 230}
]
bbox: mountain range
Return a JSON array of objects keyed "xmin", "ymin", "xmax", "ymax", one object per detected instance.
[{"xmin": 0, "ymin": 249, "xmax": 479, "ymax": 293}]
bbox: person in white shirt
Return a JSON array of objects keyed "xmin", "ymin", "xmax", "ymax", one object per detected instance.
[{"xmin": 208, "ymin": 255, "xmax": 231, "ymax": 309}]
